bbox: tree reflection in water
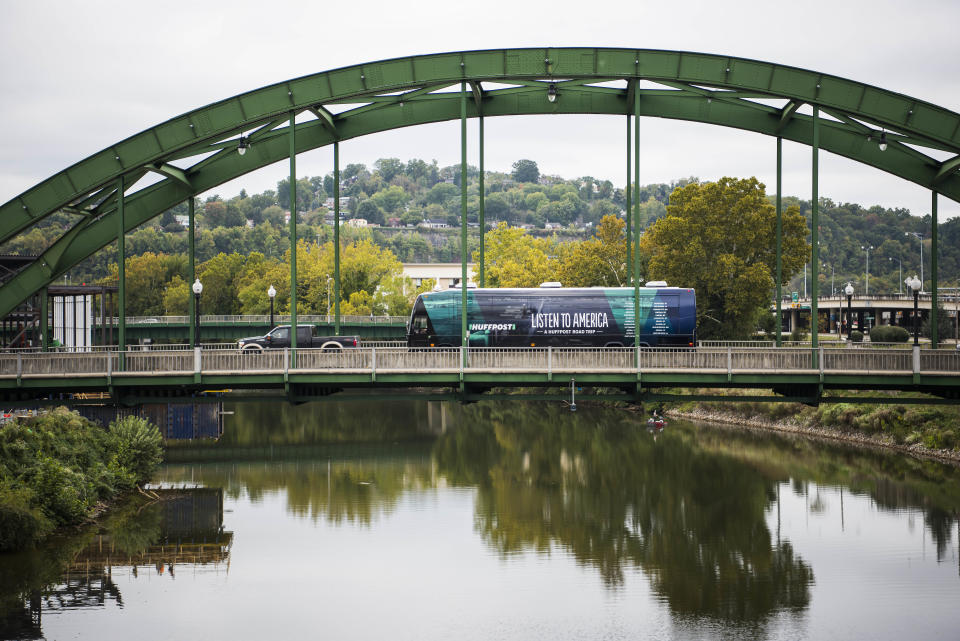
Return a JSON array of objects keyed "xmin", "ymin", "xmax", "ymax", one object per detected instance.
[
  {"xmin": 432, "ymin": 402, "xmax": 814, "ymax": 623},
  {"xmin": 161, "ymin": 399, "xmax": 960, "ymax": 626}
]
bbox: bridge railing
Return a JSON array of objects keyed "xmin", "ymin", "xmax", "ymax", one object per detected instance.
[
  {"xmin": 822, "ymin": 348, "xmax": 913, "ymax": 373},
  {"xmin": 3, "ymin": 346, "xmax": 960, "ymax": 378},
  {"xmin": 921, "ymin": 350, "xmax": 960, "ymax": 373},
  {"xmin": 202, "ymin": 349, "xmax": 286, "ymax": 372}
]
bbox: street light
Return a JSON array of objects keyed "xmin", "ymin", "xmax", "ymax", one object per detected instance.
[
  {"xmin": 822, "ymin": 261, "xmax": 835, "ymax": 296},
  {"xmin": 237, "ymin": 136, "xmax": 249, "ymax": 156},
  {"xmin": 547, "ymin": 83, "xmax": 558, "ymax": 103},
  {"xmin": 905, "ymin": 232, "xmax": 924, "ymax": 292},
  {"xmin": 889, "ymin": 257, "xmax": 902, "ymax": 295},
  {"xmin": 192, "ymin": 278, "xmax": 203, "ymax": 348},
  {"xmin": 844, "ymin": 283, "xmax": 854, "ymax": 340},
  {"xmin": 905, "ymin": 275, "xmax": 921, "ymax": 346},
  {"xmin": 861, "ymin": 245, "xmax": 873, "ymax": 296},
  {"xmin": 267, "ymin": 284, "xmax": 276, "ymax": 327}
]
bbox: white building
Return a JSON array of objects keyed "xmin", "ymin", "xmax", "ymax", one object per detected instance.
[{"xmin": 403, "ymin": 263, "xmax": 477, "ymax": 289}]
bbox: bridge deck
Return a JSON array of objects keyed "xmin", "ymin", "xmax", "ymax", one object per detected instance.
[{"xmin": 1, "ymin": 347, "xmax": 958, "ymax": 404}]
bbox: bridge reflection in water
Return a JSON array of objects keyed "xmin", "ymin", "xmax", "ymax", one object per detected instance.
[{"xmin": 0, "ymin": 489, "xmax": 231, "ymax": 639}]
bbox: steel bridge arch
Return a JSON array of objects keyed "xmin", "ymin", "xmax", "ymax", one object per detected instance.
[{"xmin": 3, "ymin": 47, "xmax": 960, "ymax": 317}]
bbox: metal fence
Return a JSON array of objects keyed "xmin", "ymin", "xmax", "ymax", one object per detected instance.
[{"xmin": 3, "ymin": 346, "xmax": 959, "ymax": 379}]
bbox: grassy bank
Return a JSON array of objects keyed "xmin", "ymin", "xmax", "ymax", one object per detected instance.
[
  {"xmin": 665, "ymin": 390, "xmax": 960, "ymax": 460},
  {"xmin": 0, "ymin": 408, "xmax": 163, "ymax": 552}
]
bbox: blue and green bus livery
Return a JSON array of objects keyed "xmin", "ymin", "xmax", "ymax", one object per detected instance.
[{"xmin": 407, "ymin": 286, "xmax": 696, "ymax": 348}]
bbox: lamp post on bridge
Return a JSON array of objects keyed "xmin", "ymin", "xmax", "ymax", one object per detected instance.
[
  {"xmin": 844, "ymin": 283, "xmax": 854, "ymax": 341},
  {"xmin": 267, "ymin": 284, "xmax": 276, "ymax": 328},
  {"xmin": 906, "ymin": 275, "xmax": 921, "ymax": 346},
  {"xmin": 192, "ymin": 278, "xmax": 203, "ymax": 348}
]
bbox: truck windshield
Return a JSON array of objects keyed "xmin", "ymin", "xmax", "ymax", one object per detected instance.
[{"xmin": 410, "ymin": 299, "xmax": 429, "ymax": 335}]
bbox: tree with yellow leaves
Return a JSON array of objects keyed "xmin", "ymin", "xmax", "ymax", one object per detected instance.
[{"xmin": 476, "ymin": 222, "xmax": 555, "ymax": 287}]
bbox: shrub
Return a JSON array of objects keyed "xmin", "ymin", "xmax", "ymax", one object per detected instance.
[
  {"xmin": 789, "ymin": 329, "xmax": 808, "ymax": 342},
  {"xmin": 849, "ymin": 330, "xmax": 864, "ymax": 343},
  {"xmin": 0, "ymin": 409, "xmax": 163, "ymax": 552},
  {"xmin": 109, "ymin": 416, "xmax": 163, "ymax": 486},
  {"xmin": 869, "ymin": 325, "xmax": 909, "ymax": 343}
]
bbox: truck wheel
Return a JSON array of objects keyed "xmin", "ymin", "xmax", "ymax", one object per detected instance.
[
  {"xmin": 241, "ymin": 345, "xmax": 263, "ymax": 353},
  {"xmin": 320, "ymin": 341, "xmax": 343, "ymax": 352}
]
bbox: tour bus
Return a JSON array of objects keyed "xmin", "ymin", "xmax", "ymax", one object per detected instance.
[{"xmin": 407, "ymin": 283, "xmax": 696, "ymax": 348}]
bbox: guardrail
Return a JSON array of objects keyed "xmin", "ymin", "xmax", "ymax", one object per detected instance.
[{"xmin": 2, "ymin": 346, "xmax": 958, "ymax": 378}]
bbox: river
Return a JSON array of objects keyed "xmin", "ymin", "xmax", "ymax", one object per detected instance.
[{"xmin": 2, "ymin": 400, "xmax": 959, "ymax": 640}]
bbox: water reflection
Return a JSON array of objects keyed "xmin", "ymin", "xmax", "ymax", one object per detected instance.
[
  {"xmin": 0, "ymin": 489, "xmax": 231, "ymax": 640},
  {"xmin": 433, "ymin": 403, "xmax": 814, "ymax": 623},
  {"xmin": 4, "ymin": 400, "xmax": 960, "ymax": 639},
  {"xmin": 161, "ymin": 400, "xmax": 960, "ymax": 624},
  {"xmin": 160, "ymin": 453, "xmax": 436, "ymax": 526},
  {"xmin": 217, "ymin": 398, "xmax": 444, "ymax": 446},
  {"xmin": 687, "ymin": 421, "xmax": 960, "ymax": 565}
]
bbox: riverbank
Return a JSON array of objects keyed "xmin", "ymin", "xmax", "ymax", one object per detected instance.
[
  {"xmin": 0, "ymin": 408, "xmax": 164, "ymax": 552},
  {"xmin": 664, "ymin": 395, "xmax": 960, "ymax": 465}
]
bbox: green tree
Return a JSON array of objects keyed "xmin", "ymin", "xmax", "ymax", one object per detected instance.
[
  {"xmin": 374, "ymin": 158, "xmax": 405, "ymax": 182},
  {"xmin": 356, "ymin": 200, "xmax": 385, "ymax": 225},
  {"xmin": 197, "ymin": 252, "xmax": 248, "ymax": 315},
  {"xmin": 483, "ymin": 192, "xmax": 512, "ymax": 222},
  {"xmin": 641, "ymin": 177, "xmax": 808, "ymax": 339},
  {"xmin": 277, "ymin": 177, "xmax": 314, "ymax": 213},
  {"xmin": 426, "ymin": 182, "xmax": 459, "ymax": 205},
  {"xmin": 511, "ymin": 159, "xmax": 540, "ymax": 183},
  {"xmin": 370, "ymin": 185, "xmax": 408, "ymax": 214}
]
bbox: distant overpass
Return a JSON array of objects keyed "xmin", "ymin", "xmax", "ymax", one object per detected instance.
[{"xmin": 781, "ymin": 293, "xmax": 960, "ymax": 337}]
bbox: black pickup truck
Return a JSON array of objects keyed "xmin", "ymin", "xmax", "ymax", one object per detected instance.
[{"xmin": 237, "ymin": 325, "xmax": 360, "ymax": 351}]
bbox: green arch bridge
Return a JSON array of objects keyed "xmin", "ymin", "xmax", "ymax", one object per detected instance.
[{"xmin": 2, "ymin": 48, "xmax": 960, "ymax": 404}]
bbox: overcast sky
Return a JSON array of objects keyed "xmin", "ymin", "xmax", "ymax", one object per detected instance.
[{"xmin": 2, "ymin": 0, "xmax": 959, "ymax": 220}]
